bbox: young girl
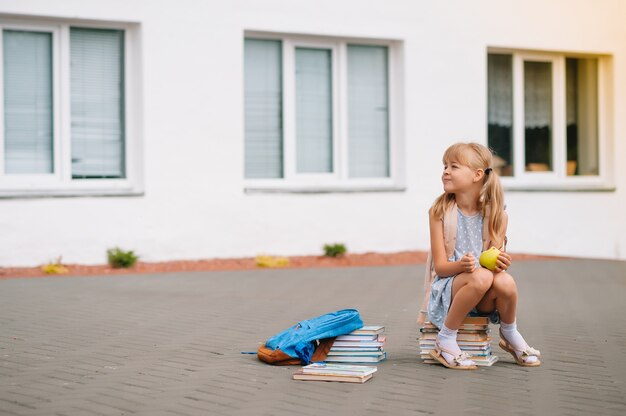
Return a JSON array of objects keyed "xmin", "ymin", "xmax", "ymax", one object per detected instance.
[{"xmin": 419, "ymin": 142, "xmax": 541, "ymax": 370}]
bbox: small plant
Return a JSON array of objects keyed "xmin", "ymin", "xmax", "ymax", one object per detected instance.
[
  {"xmin": 323, "ymin": 243, "xmax": 347, "ymax": 258},
  {"xmin": 107, "ymin": 247, "xmax": 139, "ymax": 268},
  {"xmin": 255, "ymin": 255, "xmax": 290, "ymax": 268},
  {"xmin": 41, "ymin": 256, "xmax": 69, "ymax": 275}
]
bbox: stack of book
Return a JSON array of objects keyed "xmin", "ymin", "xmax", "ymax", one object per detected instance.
[
  {"xmin": 325, "ymin": 325, "xmax": 387, "ymax": 363},
  {"xmin": 292, "ymin": 363, "xmax": 377, "ymax": 383},
  {"xmin": 418, "ymin": 317, "xmax": 498, "ymax": 366}
]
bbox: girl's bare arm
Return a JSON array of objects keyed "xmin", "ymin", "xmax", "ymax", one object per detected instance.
[{"xmin": 429, "ymin": 210, "xmax": 471, "ymax": 277}]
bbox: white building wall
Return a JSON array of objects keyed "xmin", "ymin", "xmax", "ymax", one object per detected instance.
[{"xmin": 1, "ymin": 0, "xmax": 625, "ymax": 267}]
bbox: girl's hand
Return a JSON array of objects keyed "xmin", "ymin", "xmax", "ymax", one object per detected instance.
[
  {"xmin": 460, "ymin": 252, "xmax": 476, "ymax": 273},
  {"xmin": 494, "ymin": 252, "xmax": 512, "ymax": 273}
]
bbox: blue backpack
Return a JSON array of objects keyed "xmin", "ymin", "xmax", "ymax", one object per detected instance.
[{"xmin": 257, "ymin": 309, "xmax": 364, "ymax": 365}]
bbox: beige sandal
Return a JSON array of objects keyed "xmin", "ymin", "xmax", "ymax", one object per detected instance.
[
  {"xmin": 499, "ymin": 329, "xmax": 541, "ymax": 367},
  {"xmin": 428, "ymin": 341, "xmax": 478, "ymax": 370}
]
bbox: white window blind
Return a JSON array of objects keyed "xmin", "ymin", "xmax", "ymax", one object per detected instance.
[
  {"xmin": 70, "ymin": 27, "xmax": 125, "ymax": 178},
  {"xmin": 2, "ymin": 29, "xmax": 54, "ymax": 174},
  {"xmin": 295, "ymin": 47, "xmax": 333, "ymax": 174},
  {"xmin": 244, "ymin": 39, "xmax": 283, "ymax": 178},
  {"xmin": 487, "ymin": 53, "xmax": 514, "ymax": 176},
  {"xmin": 524, "ymin": 61, "xmax": 553, "ymax": 172},
  {"xmin": 347, "ymin": 45, "xmax": 389, "ymax": 178}
]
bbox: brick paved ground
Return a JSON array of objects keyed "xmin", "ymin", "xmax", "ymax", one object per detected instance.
[{"xmin": 1, "ymin": 259, "xmax": 625, "ymax": 415}]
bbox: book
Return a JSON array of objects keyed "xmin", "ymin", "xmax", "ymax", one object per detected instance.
[
  {"xmin": 335, "ymin": 334, "xmax": 378, "ymax": 341},
  {"xmin": 421, "ymin": 317, "xmax": 488, "ymax": 327},
  {"xmin": 421, "ymin": 356, "xmax": 498, "ymax": 367},
  {"xmin": 327, "ymin": 350, "xmax": 386, "ymax": 356},
  {"xmin": 469, "ymin": 354, "xmax": 499, "ymax": 362},
  {"xmin": 476, "ymin": 355, "xmax": 499, "ymax": 366},
  {"xmin": 350, "ymin": 326, "xmax": 385, "ymax": 335},
  {"xmin": 456, "ymin": 324, "xmax": 490, "ymax": 330},
  {"xmin": 330, "ymin": 347, "xmax": 383, "ymax": 352},
  {"xmin": 301, "ymin": 363, "xmax": 377, "ymax": 376},
  {"xmin": 419, "ymin": 340, "xmax": 491, "ymax": 348},
  {"xmin": 421, "ymin": 323, "xmax": 489, "ymax": 331},
  {"xmin": 419, "ymin": 348, "xmax": 492, "ymax": 357},
  {"xmin": 457, "ymin": 317, "xmax": 489, "ymax": 325},
  {"xmin": 325, "ymin": 352, "xmax": 387, "ymax": 363},
  {"xmin": 292, "ymin": 370, "xmax": 373, "ymax": 383},
  {"xmin": 419, "ymin": 348, "xmax": 491, "ymax": 359},
  {"xmin": 419, "ymin": 317, "xmax": 496, "ymax": 366},
  {"xmin": 332, "ymin": 337, "xmax": 386, "ymax": 348},
  {"xmin": 320, "ymin": 324, "xmax": 387, "ymax": 367},
  {"xmin": 420, "ymin": 327, "xmax": 490, "ymax": 334},
  {"xmin": 419, "ymin": 332, "xmax": 489, "ymax": 342},
  {"xmin": 332, "ymin": 341, "xmax": 385, "ymax": 348},
  {"xmin": 422, "ymin": 355, "xmax": 499, "ymax": 367}
]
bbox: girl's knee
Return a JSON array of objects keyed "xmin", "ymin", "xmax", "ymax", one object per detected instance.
[
  {"xmin": 493, "ymin": 272, "xmax": 517, "ymax": 297},
  {"xmin": 471, "ymin": 268, "xmax": 494, "ymax": 293}
]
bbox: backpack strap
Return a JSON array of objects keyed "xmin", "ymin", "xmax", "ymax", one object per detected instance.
[
  {"xmin": 417, "ymin": 250, "xmax": 434, "ymax": 325},
  {"xmin": 482, "ymin": 205, "xmax": 508, "ymax": 251},
  {"xmin": 443, "ymin": 203, "xmax": 457, "ymax": 260},
  {"xmin": 417, "ymin": 203, "xmax": 457, "ymax": 325}
]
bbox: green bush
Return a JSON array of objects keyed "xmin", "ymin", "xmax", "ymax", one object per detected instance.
[
  {"xmin": 323, "ymin": 243, "xmax": 347, "ymax": 258},
  {"xmin": 107, "ymin": 247, "xmax": 139, "ymax": 268}
]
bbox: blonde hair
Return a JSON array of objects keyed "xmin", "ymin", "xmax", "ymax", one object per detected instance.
[{"xmin": 430, "ymin": 142, "xmax": 506, "ymax": 245}]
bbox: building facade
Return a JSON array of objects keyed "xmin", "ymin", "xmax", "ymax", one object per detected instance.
[{"xmin": 1, "ymin": 0, "xmax": 625, "ymax": 267}]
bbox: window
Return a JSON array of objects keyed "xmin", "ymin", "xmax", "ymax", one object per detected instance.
[
  {"xmin": 70, "ymin": 28, "xmax": 125, "ymax": 179},
  {"xmin": 0, "ymin": 19, "xmax": 139, "ymax": 197},
  {"xmin": 3, "ymin": 29, "xmax": 54, "ymax": 175},
  {"xmin": 244, "ymin": 34, "xmax": 402, "ymax": 191},
  {"xmin": 488, "ymin": 50, "xmax": 610, "ymax": 190}
]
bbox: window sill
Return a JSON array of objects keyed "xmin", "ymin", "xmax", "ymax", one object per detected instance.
[
  {"xmin": 503, "ymin": 184, "xmax": 615, "ymax": 192},
  {"xmin": 0, "ymin": 188, "xmax": 144, "ymax": 199},
  {"xmin": 500, "ymin": 175, "xmax": 616, "ymax": 192},
  {"xmin": 245, "ymin": 185, "xmax": 406, "ymax": 194}
]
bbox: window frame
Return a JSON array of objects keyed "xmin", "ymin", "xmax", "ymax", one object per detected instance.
[
  {"xmin": 0, "ymin": 22, "xmax": 62, "ymax": 185},
  {"xmin": 488, "ymin": 48, "xmax": 613, "ymax": 192},
  {"xmin": 244, "ymin": 32, "xmax": 405, "ymax": 193},
  {"xmin": 0, "ymin": 17, "xmax": 142, "ymax": 198},
  {"xmin": 284, "ymin": 39, "xmax": 340, "ymax": 182}
]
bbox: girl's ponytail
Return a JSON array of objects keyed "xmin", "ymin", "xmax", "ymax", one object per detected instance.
[{"xmin": 481, "ymin": 169, "xmax": 506, "ymax": 247}]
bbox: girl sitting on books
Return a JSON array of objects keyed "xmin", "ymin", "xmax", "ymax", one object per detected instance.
[{"xmin": 419, "ymin": 142, "xmax": 541, "ymax": 370}]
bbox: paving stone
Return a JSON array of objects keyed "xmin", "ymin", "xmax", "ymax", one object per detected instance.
[{"xmin": 1, "ymin": 259, "xmax": 625, "ymax": 415}]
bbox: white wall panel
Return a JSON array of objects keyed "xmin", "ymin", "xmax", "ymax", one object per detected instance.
[{"xmin": 0, "ymin": 0, "xmax": 625, "ymax": 266}]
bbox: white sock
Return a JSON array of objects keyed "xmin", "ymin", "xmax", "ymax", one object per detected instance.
[
  {"xmin": 436, "ymin": 324, "xmax": 475, "ymax": 366},
  {"xmin": 500, "ymin": 321, "xmax": 538, "ymax": 364}
]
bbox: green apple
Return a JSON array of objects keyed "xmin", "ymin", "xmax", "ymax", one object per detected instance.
[{"xmin": 479, "ymin": 247, "xmax": 501, "ymax": 271}]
